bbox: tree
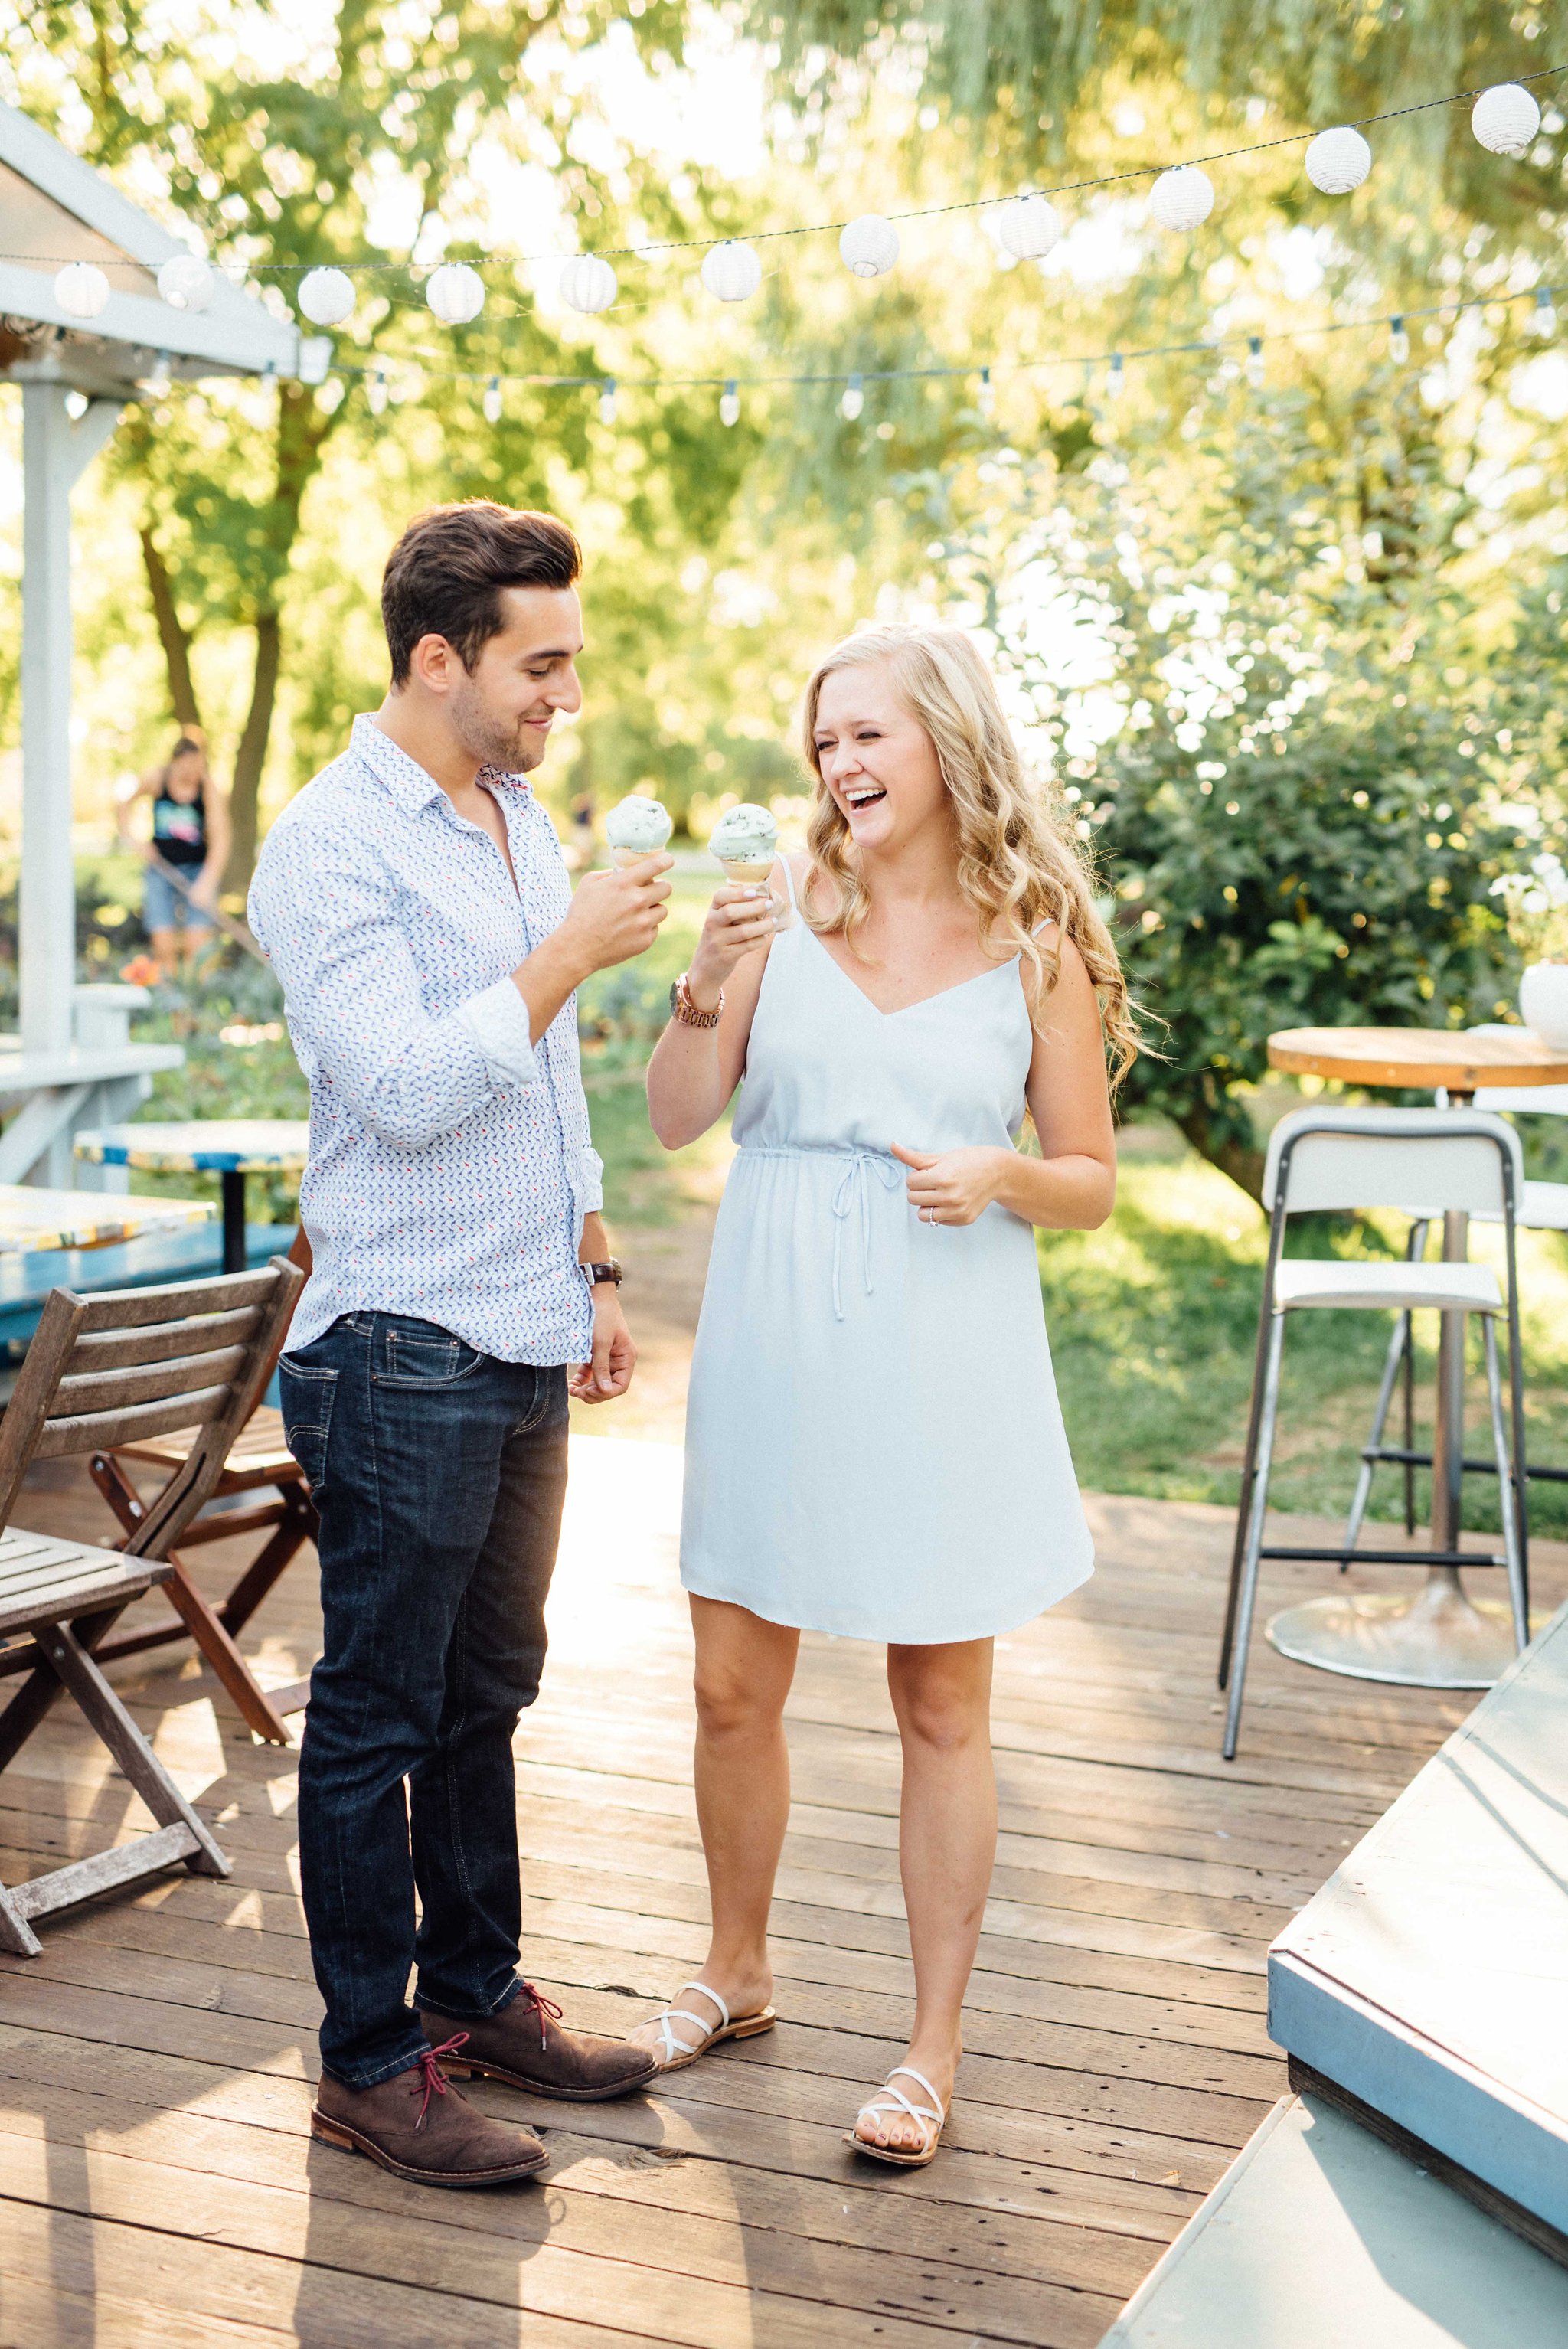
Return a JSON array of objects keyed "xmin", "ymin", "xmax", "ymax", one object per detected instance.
[
  {"xmin": 3, "ymin": 0, "xmax": 692, "ymax": 880},
  {"xmin": 751, "ymin": 2, "xmax": 1562, "ymax": 255},
  {"xmin": 941, "ymin": 361, "xmax": 1552, "ymax": 1197}
]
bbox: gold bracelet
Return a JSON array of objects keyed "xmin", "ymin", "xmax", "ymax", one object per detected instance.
[{"xmin": 670, "ymin": 971, "xmax": 723, "ymax": 1029}]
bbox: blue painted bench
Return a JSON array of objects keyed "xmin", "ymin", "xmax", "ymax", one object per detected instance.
[
  {"xmin": 1269, "ymin": 1603, "xmax": 1568, "ymax": 2246},
  {"xmin": 1102, "ymin": 2090, "xmax": 1568, "ymax": 2346}
]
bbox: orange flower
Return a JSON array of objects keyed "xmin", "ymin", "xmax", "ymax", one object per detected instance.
[{"xmin": 119, "ymin": 954, "xmax": 161, "ymax": 986}]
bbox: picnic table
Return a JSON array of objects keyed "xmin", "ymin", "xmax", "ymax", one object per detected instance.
[
  {"xmin": 1265, "ymin": 1027, "xmax": 1568, "ymax": 1689},
  {"xmin": 0, "ymin": 1184, "xmax": 212, "ymax": 1255},
  {"xmin": 75, "ymin": 1119, "xmax": 309, "ymax": 1275}
]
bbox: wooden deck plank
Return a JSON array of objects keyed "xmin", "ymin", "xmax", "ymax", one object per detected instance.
[{"xmin": 0, "ymin": 1439, "xmax": 1561, "ymax": 2345}]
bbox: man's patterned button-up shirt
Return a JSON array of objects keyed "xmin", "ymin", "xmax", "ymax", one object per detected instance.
[{"xmin": 248, "ymin": 714, "xmax": 600, "ymax": 1364}]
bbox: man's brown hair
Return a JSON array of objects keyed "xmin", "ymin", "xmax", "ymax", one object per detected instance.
[{"xmin": 381, "ymin": 501, "xmax": 582, "ymax": 685}]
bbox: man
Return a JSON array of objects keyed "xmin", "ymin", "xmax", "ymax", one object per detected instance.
[{"xmin": 250, "ymin": 501, "xmax": 673, "ymax": 2187}]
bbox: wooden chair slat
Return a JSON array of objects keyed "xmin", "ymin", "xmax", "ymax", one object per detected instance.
[
  {"xmin": 0, "ymin": 1563, "xmax": 161, "ymax": 1638},
  {"xmin": 0, "ymin": 1552, "xmax": 129, "ymax": 1599},
  {"xmin": 67, "ymin": 1307, "xmax": 264, "ymax": 1372},
  {"xmin": 53, "ymin": 1345, "xmax": 249, "ymax": 1420},
  {"xmin": 34, "ymin": 1385, "xmax": 234, "ymax": 1459},
  {"xmin": 76, "ymin": 1267, "xmax": 282, "ymax": 1333}
]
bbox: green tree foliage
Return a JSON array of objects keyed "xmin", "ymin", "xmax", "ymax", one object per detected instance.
[
  {"xmin": 2, "ymin": 0, "xmax": 693, "ymax": 880},
  {"xmin": 942, "ymin": 364, "xmax": 1554, "ymax": 1194},
  {"xmin": 753, "ymin": 2, "xmax": 1562, "ymax": 245}
]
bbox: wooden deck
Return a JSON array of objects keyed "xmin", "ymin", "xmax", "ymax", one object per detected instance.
[{"xmin": 2, "ymin": 1433, "xmax": 1560, "ymax": 2349}]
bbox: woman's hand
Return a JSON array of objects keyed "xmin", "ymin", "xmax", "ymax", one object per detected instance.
[
  {"xmin": 685, "ymin": 884, "xmax": 779, "ymax": 1009},
  {"xmin": 891, "ymin": 1142, "xmax": 1010, "ymax": 1227}
]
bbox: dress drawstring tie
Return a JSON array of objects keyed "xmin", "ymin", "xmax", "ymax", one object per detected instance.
[{"xmin": 829, "ymin": 1152, "xmax": 905, "ymax": 1321}]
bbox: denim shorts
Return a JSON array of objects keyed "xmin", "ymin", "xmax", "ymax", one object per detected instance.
[{"xmin": 145, "ymin": 865, "xmax": 214, "ymax": 933}]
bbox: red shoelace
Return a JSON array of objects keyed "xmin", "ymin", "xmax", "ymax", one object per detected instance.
[
  {"xmin": 516, "ymin": 1981, "xmax": 565, "ymax": 2049},
  {"xmin": 410, "ymin": 2030, "xmax": 469, "ymax": 2128}
]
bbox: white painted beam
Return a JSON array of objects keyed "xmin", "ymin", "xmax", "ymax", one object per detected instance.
[{"xmin": 20, "ymin": 384, "xmax": 122, "ymax": 1057}]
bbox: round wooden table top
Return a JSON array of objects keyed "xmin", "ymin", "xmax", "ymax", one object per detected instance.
[{"xmin": 1268, "ymin": 1026, "xmax": 1568, "ymax": 1091}]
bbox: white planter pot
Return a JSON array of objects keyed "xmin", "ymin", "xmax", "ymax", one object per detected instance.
[{"xmin": 1520, "ymin": 960, "xmax": 1568, "ymax": 1047}]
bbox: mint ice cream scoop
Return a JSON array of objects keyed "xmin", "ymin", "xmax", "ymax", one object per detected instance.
[
  {"xmin": 604, "ymin": 793, "xmax": 672, "ymax": 863},
  {"xmin": 709, "ymin": 803, "xmax": 779, "ymax": 875}
]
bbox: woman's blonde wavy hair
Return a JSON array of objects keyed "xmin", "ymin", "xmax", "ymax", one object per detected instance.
[{"xmin": 801, "ymin": 623, "xmax": 1138, "ymax": 1090}]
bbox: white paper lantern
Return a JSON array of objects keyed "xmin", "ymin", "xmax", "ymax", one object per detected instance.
[
  {"xmin": 701, "ymin": 240, "xmax": 762, "ymax": 302},
  {"xmin": 425, "ymin": 262, "xmax": 485, "ymax": 325},
  {"xmin": 54, "ymin": 261, "xmax": 110, "ymax": 321},
  {"xmin": 838, "ymin": 214, "xmax": 899, "ymax": 279},
  {"xmin": 156, "ymin": 254, "xmax": 213, "ymax": 312},
  {"xmin": 1148, "ymin": 165, "xmax": 1214, "ymax": 231},
  {"xmin": 1472, "ymin": 83, "xmax": 1541, "ymax": 157},
  {"xmin": 998, "ymin": 194, "xmax": 1062, "ymax": 261},
  {"xmin": 560, "ymin": 255, "xmax": 617, "ymax": 313},
  {"xmin": 297, "ymin": 336, "xmax": 334, "ymax": 386},
  {"xmin": 1305, "ymin": 126, "xmax": 1372, "ymax": 195},
  {"xmin": 298, "ymin": 266, "xmax": 355, "ymax": 327}
]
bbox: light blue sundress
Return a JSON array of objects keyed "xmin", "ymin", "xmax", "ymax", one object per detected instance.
[{"xmin": 680, "ymin": 863, "xmax": 1094, "ymax": 1644}]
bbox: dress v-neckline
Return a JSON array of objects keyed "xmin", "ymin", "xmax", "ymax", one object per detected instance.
[{"xmin": 804, "ymin": 924, "xmax": 1019, "ymax": 1021}]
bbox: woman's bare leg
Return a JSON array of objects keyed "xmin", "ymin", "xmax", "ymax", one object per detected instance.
[
  {"xmin": 629, "ymin": 1595, "xmax": 798, "ymax": 2058},
  {"xmin": 856, "ymin": 1638, "xmax": 996, "ymax": 2153}
]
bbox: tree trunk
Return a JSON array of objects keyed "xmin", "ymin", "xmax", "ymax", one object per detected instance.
[
  {"xmin": 1173, "ymin": 1103, "xmax": 1266, "ymax": 1205},
  {"xmin": 225, "ymin": 609, "xmax": 281, "ymax": 892},
  {"xmin": 220, "ymin": 381, "xmax": 336, "ymax": 893},
  {"xmin": 139, "ymin": 527, "xmax": 202, "ymax": 732}
]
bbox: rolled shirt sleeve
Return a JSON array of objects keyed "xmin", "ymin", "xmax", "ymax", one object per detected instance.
[{"xmin": 453, "ymin": 975, "xmax": 537, "ymax": 1091}]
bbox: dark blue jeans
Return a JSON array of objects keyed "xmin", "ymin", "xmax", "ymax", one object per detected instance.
[{"xmin": 279, "ymin": 1312, "xmax": 569, "ymax": 2089}]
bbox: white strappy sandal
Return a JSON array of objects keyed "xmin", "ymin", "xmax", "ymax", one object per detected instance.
[
  {"xmin": 844, "ymin": 2064, "xmax": 949, "ymax": 2168},
  {"xmin": 643, "ymin": 1981, "xmax": 776, "ymax": 2073}
]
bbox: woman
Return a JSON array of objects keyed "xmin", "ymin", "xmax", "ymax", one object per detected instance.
[
  {"xmin": 119, "ymin": 730, "xmax": 230, "ymax": 979},
  {"xmin": 639, "ymin": 624, "xmax": 1136, "ymax": 2165}
]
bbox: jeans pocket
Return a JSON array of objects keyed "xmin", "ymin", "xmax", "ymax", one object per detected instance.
[
  {"xmin": 374, "ymin": 1321, "xmax": 485, "ymax": 1388},
  {"xmin": 279, "ymin": 1360, "xmax": 339, "ymax": 1495}
]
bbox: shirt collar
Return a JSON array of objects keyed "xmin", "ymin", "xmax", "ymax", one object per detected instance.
[{"xmin": 350, "ymin": 714, "xmax": 534, "ymax": 812}]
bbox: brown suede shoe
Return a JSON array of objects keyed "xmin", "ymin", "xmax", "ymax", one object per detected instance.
[
  {"xmin": 312, "ymin": 2040, "xmax": 548, "ymax": 2186},
  {"xmin": 422, "ymin": 1981, "xmax": 660, "ymax": 2102}
]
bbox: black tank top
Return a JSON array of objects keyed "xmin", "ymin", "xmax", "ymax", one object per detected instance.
[{"xmin": 152, "ymin": 775, "xmax": 207, "ymax": 867}]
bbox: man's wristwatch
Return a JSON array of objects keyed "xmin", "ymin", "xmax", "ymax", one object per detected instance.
[
  {"xmin": 583, "ymin": 1259, "xmax": 623, "ymax": 1288},
  {"xmin": 670, "ymin": 971, "xmax": 723, "ymax": 1028}
]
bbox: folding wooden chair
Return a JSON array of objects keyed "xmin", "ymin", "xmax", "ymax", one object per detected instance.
[
  {"xmin": 85, "ymin": 1225, "xmax": 315, "ymax": 1746},
  {"xmin": 0, "ymin": 1258, "xmax": 304, "ymax": 1955},
  {"xmin": 86, "ymin": 1413, "xmax": 316, "ymax": 1744}
]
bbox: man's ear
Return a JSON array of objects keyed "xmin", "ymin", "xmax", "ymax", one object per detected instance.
[{"xmin": 408, "ymin": 633, "xmax": 457, "ymax": 695}]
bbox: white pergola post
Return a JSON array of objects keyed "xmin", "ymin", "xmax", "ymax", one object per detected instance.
[{"xmin": 20, "ymin": 381, "xmax": 122, "ymax": 1057}]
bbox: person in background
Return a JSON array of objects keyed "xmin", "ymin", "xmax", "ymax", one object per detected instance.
[{"xmin": 117, "ymin": 728, "xmax": 230, "ymax": 980}]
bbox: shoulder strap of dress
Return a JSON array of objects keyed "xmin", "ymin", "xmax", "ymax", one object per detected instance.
[{"xmin": 779, "ymin": 853, "xmax": 800, "ymax": 913}]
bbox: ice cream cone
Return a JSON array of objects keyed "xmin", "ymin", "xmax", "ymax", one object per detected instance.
[
  {"xmin": 718, "ymin": 857, "xmax": 775, "ymax": 884},
  {"xmin": 612, "ymin": 845, "xmax": 652, "ymax": 869}
]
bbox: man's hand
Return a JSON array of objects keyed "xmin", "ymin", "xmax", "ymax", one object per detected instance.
[
  {"xmin": 514, "ymin": 852, "xmax": 674, "ymax": 1043},
  {"xmin": 891, "ymin": 1143, "xmax": 1009, "ymax": 1227},
  {"xmin": 568, "ymin": 1282, "xmax": 637, "ymax": 1403},
  {"xmin": 557, "ymin": 854, "xmax": 674, "ymax": 980}
]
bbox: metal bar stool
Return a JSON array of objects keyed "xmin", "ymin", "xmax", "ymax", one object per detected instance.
[
  {"xmin": 1217, "ymin": 1107, "xmax": 1527, "ymax": 1759},
  {"xmin": 1345, "ymin": 1036, "xmax": 1568, "ymax": 1559}
]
